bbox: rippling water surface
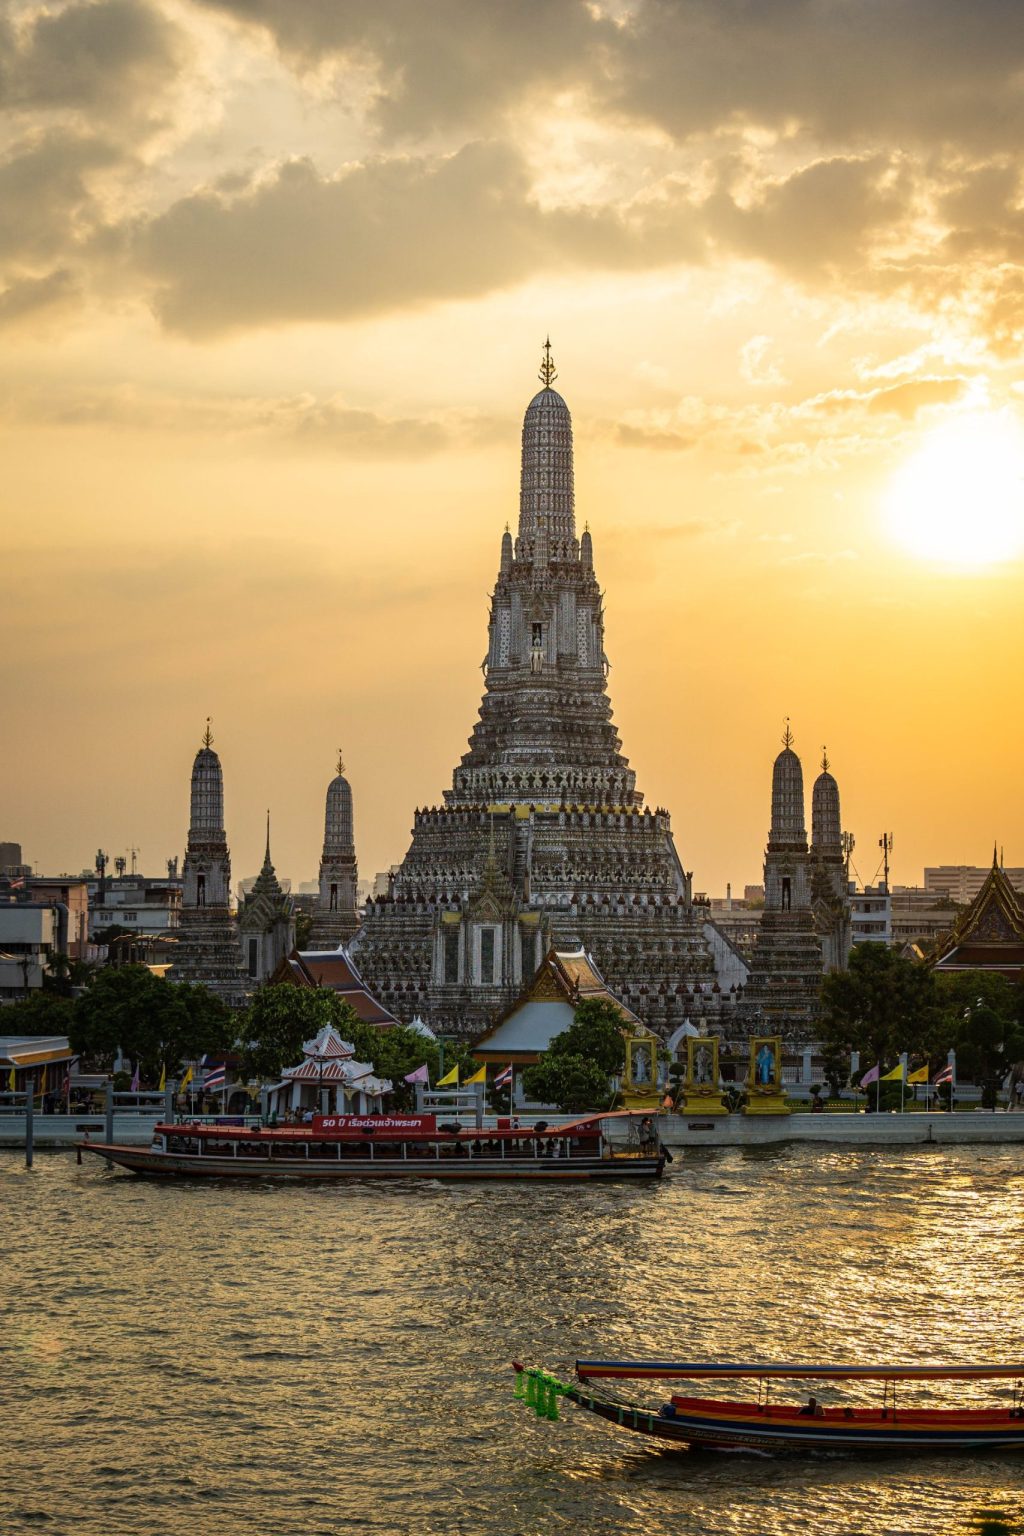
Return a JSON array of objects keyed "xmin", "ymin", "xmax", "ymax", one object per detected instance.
[{"xmin": 4, "ymin": 1145, "xmax": 1024, "ymax": 1536}]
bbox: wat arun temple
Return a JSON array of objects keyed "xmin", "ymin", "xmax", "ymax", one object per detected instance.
[
  {"xmin": 350, "ymin": 347, "xmax": 735, "ymax": 1036},
  {"xmin": 169, "ymin": 346, "xmax": 851, "ymax": 1043}
]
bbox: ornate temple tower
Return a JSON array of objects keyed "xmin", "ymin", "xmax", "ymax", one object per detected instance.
[
  {"xmin": 239, "ymin": 815, "xmax": 296, "ymax": 982},
  {"xmin": 808, "ymin": 751, "xmax": 852, "ymax": 972},
  {"xmin": 351, "ymin": 345, "xmax": 721, "ymax": 1035},
  {"xmin": 741, "ymin": 726, "xmax": 825, "ymax": 1041},
  {"xmin": 169, "ymin": 723, "xmax": 245, "ymax": 1003},
  {"xmin": 308, "ymin": 753, "xmax": 360, "ymax": 949}
]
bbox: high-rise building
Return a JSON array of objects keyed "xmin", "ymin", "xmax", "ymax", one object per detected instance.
[
  {"xmin": 351, "ymin": 346, "xmax": 722, "ymax": 1036},
  {"xmin": 924, "ymin": 864, "xmax": 1024, "ymax": 904}
]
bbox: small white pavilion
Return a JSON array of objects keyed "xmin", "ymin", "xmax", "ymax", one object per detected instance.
[{"xmin": 266, "ymin": 1024, "xmax": 392, "ymax": 1119}]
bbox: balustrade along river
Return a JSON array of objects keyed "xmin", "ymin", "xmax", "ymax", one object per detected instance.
[{"xmin": 3, "ymin": 1143, "xmax": 1024, "ymax": 1536}]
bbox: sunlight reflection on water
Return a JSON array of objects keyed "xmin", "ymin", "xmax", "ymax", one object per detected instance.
[{"xmin": 3, "ymin": 1145, "xmax": 1024, "ymax": 1535}]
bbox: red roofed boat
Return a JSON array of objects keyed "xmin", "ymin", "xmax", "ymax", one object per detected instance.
[
  {"xmin": 79, "ymin": 1111, "xmax": 665, "ymax": 1182},
  {"xmin": 512, "ymin": 1360, "xmax": 1024, "ymax": 1452}
]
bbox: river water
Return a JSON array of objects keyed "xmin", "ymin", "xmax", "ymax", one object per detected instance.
[{"xmin": 3, "ymin": 1144, "xmax": 1024, "ymax": 1536}]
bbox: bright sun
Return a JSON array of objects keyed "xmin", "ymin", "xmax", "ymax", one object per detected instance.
[{"xmin": 884, "ymin": 411, "xmax": 1024, "ymax": 567}]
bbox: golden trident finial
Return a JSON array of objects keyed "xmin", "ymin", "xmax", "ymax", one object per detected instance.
[
  {"xmin": 821, "ymin": 746, "xmax": 830, "ymax": 772},
  {"xmin": 202, "ymin": 717, "xmax": 213, "ymax": 749},
  {"xmin": 539, "ymin": 336, "xmax": 557, "ymax": 388},
  {"xmin": 337, "ymin": 747, "xmax": 345, "ymax": 776},
  {"xmin": 782, "ymin": 717, "xmax": 793, "ymax": 750}
]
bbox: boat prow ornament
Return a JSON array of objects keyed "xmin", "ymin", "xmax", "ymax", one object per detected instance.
[{"xmin": 511, "ymin": 1360, "xmax": 1024, "ymax": 1453}]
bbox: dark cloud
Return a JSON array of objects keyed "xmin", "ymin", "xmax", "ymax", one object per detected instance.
[
  {"xmin": 706, "ymin": 156, "xmax": 907, "ymax": 277},
  {"xmin": 192, "ymin": 0, "xmax": 608, "ymax": 136},
  {"xmin": 135, "ymin": 140, "xmax": 682, "ymax": 336},
  {"xmin": 0, "ymin": 0, "xmax": 189, "ymax": 125},
  {"xmin": 0, "ymin": 268, "xmax": 81, "ymax": 328},
  {"xmin": 192, "ymin": 0, "xmax": 1024, "ymax": 152},
  {"xmin": 0, "ymin": 132, "xmax": 117, "ymax": 263},
  {"xmin": 608, "ymin": 0, "xmax": 1024, "ymax": 151}
]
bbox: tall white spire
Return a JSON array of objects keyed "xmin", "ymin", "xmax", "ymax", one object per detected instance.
[
  {"xmin": 770, "ymin": 720, "xmax": 807, "ymax": 845},
  {"xmin": 517, "ymin": 338, "xmax": 575, "ymax": 553}
]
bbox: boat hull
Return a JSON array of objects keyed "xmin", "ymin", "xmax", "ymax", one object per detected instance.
[
  {"xmin": 566, "ymin": 1388, "xmax": 1024, "ymax": 1453},
  {"xmin": 80, "ymin": 1143, "xmax": 664, "ymax": 1182}
]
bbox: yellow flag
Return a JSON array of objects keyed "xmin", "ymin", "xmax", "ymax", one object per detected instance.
[
  {"xmin": 880, "ymin": 1062, "xmax": 906, "ymax": 1082},
  {"xmin": 464, "ymin": 1065, "xmax": 486, "ymax": 1085},
  {"xmin": 179, "ymin": 1065, "xmax": 194, "ymax": 1093},
  {"xmin": 907, "ymin": 1064, "xmax": 930, "ymax": 1084},
  {"xmin": 40, "ymin": 1064, "xmax": 48, "ymax": 1094},
  {"xmin": 158, "ymin": 1063, "xmax": 166, "ymax": 1090},
  {"xmin": 7, "ymin": 1067, "xmax": 14, "ymax": 1092},
  {"xmin": 436, "ymin": 1065, "xmax": 460, "ymax": 1087}
]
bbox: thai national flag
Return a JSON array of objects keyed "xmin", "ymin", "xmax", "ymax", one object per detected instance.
[
  {"xmin": 203, "ymin": 1064, "xmax": 226, "ymax": 1090},
  {"xmin": 494, "ymin": 1064, "xmax": 513, "ymax": 1089},
  {"xmin": 932, "ymin": 1064, "xmax": 954, "ymax": 1086}
]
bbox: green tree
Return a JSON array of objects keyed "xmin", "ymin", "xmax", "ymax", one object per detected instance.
[
  {"xmin": 236, "ymin": 986, "xmax": 361, "ymax": 1081},
  {"xmin": 519, "ymin": 997, "xmax": 630, "ymax": 1111},
  {"xmin": 820, "ymin": 944, "xmax": 938, "ymax": 1071},
  {"xmin": 70, "ymin": 966, "xmax": 233, "ymax": 1079},
  {"xmin": 521, "ymin": 1053, "xmax": 610, "ymax": 1114},
  {"xmin": 4, "ymin": 990, "xmax": 75, "ymax": 1036},
  {"xmin": 548, "ymin": 998, "xmax": 628, "ymax": 1075},
  {"xmin": 236, "ymin": 985, "xmax": 473, "ymax": 1109}
]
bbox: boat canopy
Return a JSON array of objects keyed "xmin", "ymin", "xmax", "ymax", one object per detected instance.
[{"xmin": 575, "ymin": 1360, "xmax": 1024, "ymax": 1383}]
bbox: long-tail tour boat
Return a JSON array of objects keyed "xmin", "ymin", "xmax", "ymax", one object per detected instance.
[
  {"xmin": 511, "ymin": 1360, "xmax": 1024, "ymax": 1452},
  {"xmin": 79, "ymin": 1111, "xmax": 666, "ymax": 1182}
]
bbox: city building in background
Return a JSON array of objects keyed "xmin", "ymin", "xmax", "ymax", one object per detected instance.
[
  {"xmin": 850, "ymin": 885, "xmax": 893, "ymax": 945},
  {"xmin": 87, "ymin": 869, "xmax": 181, "ymax": 939},
  {"xmin": 924, "ymin": 863, "xmax": 1024, "ymax": 904},
  {"xmin": 0, "ymin": 903, "xmax": 64, "ymax": 1000},
  {"xmin": 0, "ymin": 842, "xmax": 31, "ymax": 879}
]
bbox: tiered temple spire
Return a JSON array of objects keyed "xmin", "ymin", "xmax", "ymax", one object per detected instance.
[
  {"xmin": 350, "ymin": 348, "xmax": 723, "ymax": 1036},
  {"xmin": 309, "ymin": 750, "xmax": 360, "ymax": 949},
  {"xmin": 169, "ymin": 723, "xmax": 245, "ymax": 1003},
  {"xmin": 741, "ymin": 726, "xmax": 827, "ymax": 1038}
]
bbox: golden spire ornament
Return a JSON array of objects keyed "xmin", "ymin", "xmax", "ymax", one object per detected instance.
[
  {"xmin": 782, "ymin": 717, "xmax": 794, "ymax": 750},
  {"xmin": 539, "ymin": 337, "xmax": 557, "ymax": 389},
  {"xmin": 337, "ymin": 748, "xmax": 345, "ymax": 776},
  {"xmin": 202, "ymin": 717, "xmax": 213, "ymax": 749}
]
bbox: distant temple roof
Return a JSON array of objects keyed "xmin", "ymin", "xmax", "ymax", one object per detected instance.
[
  {"xmin": 271, "ymin": 946, "xmax": 401, "ymax": 1027},
  {"xmin": 932, "ymin": 852, "xmax": 1024, "ymax": 980},
  {"xmin": 472, "ymin": 945, "xmax": 641, "ymax": 1062}
]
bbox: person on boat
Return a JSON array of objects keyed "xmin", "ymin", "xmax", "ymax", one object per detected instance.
[{"xmin": 798, "ymin": 1395, "xmax": 825, "ymax": 1417}]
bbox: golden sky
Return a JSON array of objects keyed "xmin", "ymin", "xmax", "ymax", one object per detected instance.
[{"xmin": 3, "ymin": 0, "xmax": 1023, "ymax": 895}]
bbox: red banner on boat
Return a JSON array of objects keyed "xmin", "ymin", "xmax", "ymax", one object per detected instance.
[{"xmin": 312, "ymin": 1114, "xmax": 437, "ymax": 1136}]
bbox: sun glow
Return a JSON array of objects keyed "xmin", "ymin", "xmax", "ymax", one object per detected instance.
[{"xmin": 884, "ymin": 411, "xmax": 1024, "ymax": 567}]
